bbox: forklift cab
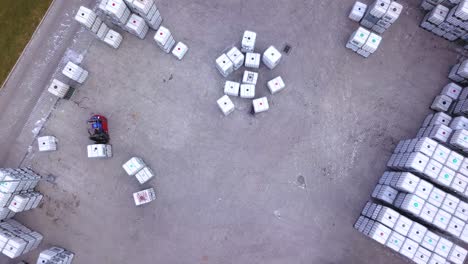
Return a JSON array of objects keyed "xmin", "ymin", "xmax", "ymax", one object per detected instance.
[{"xmin": 87, "ymin": 115, "xmax": 109, "ymax": 144}]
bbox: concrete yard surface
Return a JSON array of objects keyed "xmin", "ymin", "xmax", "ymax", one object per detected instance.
[{"xmin": 0, "ymin": 0, "xmax": 465, "ymax": 263}]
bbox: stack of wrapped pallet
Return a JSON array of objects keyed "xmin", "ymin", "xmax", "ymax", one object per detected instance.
[{"xmin": 74, "ymin": 6, "xmax": 123, "ymax": 49}]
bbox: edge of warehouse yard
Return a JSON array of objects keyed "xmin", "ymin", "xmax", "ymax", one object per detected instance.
[{"xmin": 3, "ymin": 0, "xmax": 468, "ymax": 263}]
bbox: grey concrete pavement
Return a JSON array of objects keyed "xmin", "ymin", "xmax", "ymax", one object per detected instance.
[{"xmin": 0, "ymin": 0, "xmax": 465, "ymax": 263}]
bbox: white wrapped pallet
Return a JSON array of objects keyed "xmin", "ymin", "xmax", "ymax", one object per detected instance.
[
  {"xmin": 412, "ymin": 247, "xmax": 431, "ymax": 264},
  {"xmin": 399, "ymin": 238, "xmax": 419, "ymax": 259},
  {"xmin": 87, "ymin": 144, "xmax": 112, "ymax": 158},
  {"xmin": 442, "ymin": 193, "xmax": 460, "ymax": 214},
  {"xmin": 125, "ymin": 14, "xmax": 149, "ymax": 39},
  {"xmin": 431, "ymin": 95, "xmax": 452, "ymax": 112},
  {"xmin": 31, "ymin": 193, "xmax": 43, "ymax": 209},
  {"xmin": 361, "ymin": 32, "xmax": 382, "ymax": 53},
  {"xmin": 215, "ymin": 54, "xmax": 234, "ymax": 77},
  {"xmin": 420, "ymin": 202, "xmax": 437, "ymax": 223},
  {"xmin": 455, "ymin": 201, "xmax": 468, "ymax": 221},
  {"xmin": 262, "ymin": 46, "xmax": 282, "ymax": 69},
  {"xmin": 2, "ymin": 237, "xmax": 27, "ymax": 259},
  {"xmin": 133, "ymin": 0, "xmax": 154, "ymax": 15},
  {"xmin": 369, "ymin": 0, "xmax": 390, "ymax": 18},
  {"xmin": 394, "ymin": 215, "xmax": 412, "ymax": 236},
  {"xmin": 349, "ymin": 1, "xmax": 367, "ymax": 22},
  {"xmin": 226, "ymin": 47, "xmax": 244, "ymax": 70},
  {"xmin": 122, "ymin": 157, "xmax": 146, "ymax": 176},
  {"xmin": 8, "ymin": 194, "xmax": 30, "ymax": 213},
  {"xmin": 37, "ymin": 136, "xmax": 57, "ymax": 152},
  {"xmin": 154, "ymin": 26, "xmax": 175, "ymax": 53},
  {"xmin": 96, "ymin": 23, "xmax": 110, "ymax": 40},
  {"xmin": 442, "ymin": 82, "xmax": 463, "ymax": 99},
  {"xmin": 74, "ymin": 6, "xmax": 97, "ymax": 29},
  {"xmin": 224, "ymin": 81, "xmax": 240, "ymax": 97},
  {"xmin": 346, "ymin": 27, "xmax": 370, "ymax": 51},
  {"xmin": 105, "ymin": 0, "xmax": 131, "ymax": 24},
  {"xmin": 216, "ymin": 95, "xmax": 235, "ymax": 116},
  {"xmin": 385, "ymin": 231, "xmax": 404, "ymax": 252},
  {"xmin": 435, "ymin": 238, "xmax": 453, "ymax": 258},
  {"xmin": 90, "ymin": 17, "xmax": 103, "ymax": 34},
  {"xmin": 47, "ymin": 79, "xmax": 70, "ymax": 98},
  {"xmin": 245, "ymin": 53, "xmax": 260, "ymax": 69},
  {"xmin": 171, "ymin": 42, "xmax": 189, "ymax": 60},
  {"xmin": 240, "ymin": 84, "xmax": 255, "ymax": 99},
  {"xmin": 28, "ymin": 231, "xmax": 43, "ymax": 251},
  {"xmin": 267, "ymin": 76, "xmax": 286, "ymax": 94},
  {"xmin": 433, "ymin": 208, "xmax": 452, "ymax": 230},
  {"xmin": 144, "ymin": 8, "xmax": 163, "ymax": 30},
  {"xmin": 133, "ymin": 188, "xmax": 156, "ymax": 206},
  {"xmin": 421, "ymin": 231, "xmax": 440, "ymax": 251},
  {"xmin": 447, "ymin": 216, "xmax": 464, "ymax": 237},
  {"xmin": 450, "ymin": 117, "xmax": 468, "ymax": 129},
  {"xmin": 37, "ymin": 247, "xmax": 65, "ymax": 264},
  {"xmin": 252, "ymin": 97, "xmax": 269, "ymax": 114},
  {"xmin": 367, "ymin": 222, "xmax": 391, "ymax": 244},
  {"xmin": 242, "ymin": 70, "xmax": 258, "ymax": 85},
  {"xmin": 382, "ymin": 1, "xmax": 403, "ymax": 23},
  {"xmin": 135, "ymin": 166, "xmax": 154, "ymax": 184},
  {"xmin": 449, "ymin": 245, "xmax": 468, "ymax": 264},
  {"xmin": 103, "ymin": 29, "xmax": 123, "ymax": 49},
  {"xmin": 241, "ymin": 30, "xmax": 256, "ymax": 53},
  {"xmin": 437, "ymin": 166, "xmax": 455, "ymax": 187},
  {"xmin": 451, "ymin": 173, "xmax": 468, "ymax": 192},
  {"xmin": 62, "ymin": 62, "xmax": 88, "ymax": 84}
]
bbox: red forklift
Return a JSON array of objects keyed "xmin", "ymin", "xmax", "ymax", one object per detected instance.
[{"xmin": 87, "ymin": 115, "xmax": 110, "ymax": 144}]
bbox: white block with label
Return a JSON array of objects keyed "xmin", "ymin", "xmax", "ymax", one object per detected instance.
[
  {"xmin": 226, "ymin": 47, "xmax": 244, "ymax": 70},
  {"xmin": 48, "ymin": 79, "xmax": 70, "ymax": 98},
  {"xmin": 133, "ymin": 188, "xmax": 156, "ymax": 206},
  {"xmin": 241, "ymin": 30, "xmax": 256, "ymax": 53},
  {"xmin": 262, "ymin": 46, "xmax": 282, "ymax": 69},
  {"xmin": 267, "ymin": 76, "xmax": 286, "ymax": 94},
  {"xmin": 252, "ymin": 97, "xmax": 269, "ymax": 114},
  {"xmin": 171, "ymin": 42, "xmax": 188, "ymax": 60},
  {"xmin": 245, "ymin": 53, "xmax": 260, "ymax": 69},
  {"xmin": 217, "ymin": 95, "xmax": 235, "ymax": 116},
  {"xmin": 224, "ymin": 81, "xmax": 240, "ymax": 97},
  {"xmin": 215, "ymin": 54, "xmax": 234, "ymax": 77},
  {"xmin": 37, "ymin": 136, "xmax": 57, "ymax": 152},
  {"xmin": 122, "ymin": 157, "xmax": 146, "ymax": 176},
  {"xmin": 240, "ymin": 84, "xmax": 255, "ymax": 99}
]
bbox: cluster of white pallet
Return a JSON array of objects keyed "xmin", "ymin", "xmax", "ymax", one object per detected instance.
[
  {"xmin": 420, "ymin": 1, "xmax": 468, "ymax": 42},
  {"xmin": 356, "ymin": 202, "xmax": 467, "ymax": 264},
  {"xmin": 95, "ymin": 0, "xmax": 189, "ymax": 59},
  {"xmin": 0, "ymin": 219, "xmax": 43, "ymax": 259},
  {"xmin": 350, "ymin": 0, "xmax": 403, "ymax": 34},
  {"xmin": 346, "ymin": 0, "xmax": 402, "ymax": 57},
  {"xmin": 345, "ymin": 27, "xmax": 382, "ymax": 58},
  {"xmin": 0, "ymin": 168, "xmax": 43, "ymax": 216},
  {"xmin": 37, "ymin": 246, "xmax": 74, "ymax": 264},
  {"xmin": 75, "ymin": 6, "xmax": 123, "ymax": 49},
  {"xmin": 122, "ymin": 157, "xmax": 156, "ymax": 206},
  {"xmin": 46, "ymin": 60, "xmax": 89, "ymax": 99},
  {"xmin": 416, "ymin": 111, "xmax": 468, "ymax": 156},
  {"xmin": 388, "ymin": 137, "xmax": 468, "ymax": 197},
  {"xmin": 374, "ymin": 170, "xmax": 468, "ymax": 242},
  {"xmin": 215, "ymin": 30, "xmax": 286, "ymax": 116},
  {"xmin": 430, "ymin": 83, "xmax": 462, "ymax": 113}
]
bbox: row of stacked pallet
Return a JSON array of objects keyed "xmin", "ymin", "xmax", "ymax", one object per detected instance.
[
  {"xmin": 357, "ymin": 136, "xmax": 468, "ymax": 263},
  {"xmin": 356, "ymin": 201, "xmax": 466, "ymax": 263},
  {"xmin": 0, "ymin": 169, "xmax": 45, "ymax": 260},
  {"xmin": 80, "ymin": 0, "xmax": 189, "ymax": 60},
  {"xmin": 355, "ymin": 75, "xmax": 468, "ymax": 261},
  {"xmin": 419, "ymin": 0, "xmax": 468, "ymax": 43}
]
